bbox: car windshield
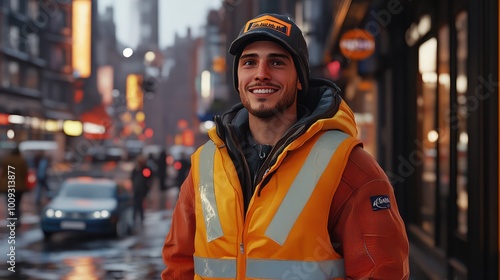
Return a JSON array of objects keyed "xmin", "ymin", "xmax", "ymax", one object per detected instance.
[{"xmin": 60, "ymin": 183, "xmax": 116, "ymax": 199}]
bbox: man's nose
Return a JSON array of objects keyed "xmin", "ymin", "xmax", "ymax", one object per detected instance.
[{"xmin": 255, "ymin": 63, "xmax": 271, "ymax": 81}]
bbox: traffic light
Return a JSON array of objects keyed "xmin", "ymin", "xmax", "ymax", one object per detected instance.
[
  {"xmin": 141, "ymin": 76, "xmax": 157, "ymax": 93},
  {"xmin": 142, "ymin": 167, "xmax": 151, "ymax": 178}
]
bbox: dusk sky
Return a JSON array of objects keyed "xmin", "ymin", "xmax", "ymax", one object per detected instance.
[{"xmin": 98, "ymin": 0, "xmax": 222, "ymax": 48}]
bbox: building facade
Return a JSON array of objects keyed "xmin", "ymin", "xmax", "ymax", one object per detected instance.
[{"xmin": 0, "ymin": 0, "xmax": 75, "ymax": 162}]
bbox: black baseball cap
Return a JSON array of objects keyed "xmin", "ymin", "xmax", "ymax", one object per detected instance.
[{"xmin": 229, "ymin": 13, "xmax": 310, "ymax": 95}]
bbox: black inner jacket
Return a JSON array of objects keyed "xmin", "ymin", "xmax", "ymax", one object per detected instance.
[{"xmin": 213, "ymin": 78, "xmax": 342, "ymax": 214}]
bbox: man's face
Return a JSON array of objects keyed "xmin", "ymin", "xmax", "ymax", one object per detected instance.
[{"xmin": 237, "ymin": 40, "xmax": 302, "ymax": 119}]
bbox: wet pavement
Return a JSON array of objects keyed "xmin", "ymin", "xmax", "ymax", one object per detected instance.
[{"xmin": 0, "ymin": 161, "xmax": 179, "ymax": 280}]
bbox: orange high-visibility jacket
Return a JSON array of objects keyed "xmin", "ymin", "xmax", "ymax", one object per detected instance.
[
  {"xmin": 162, "ymin": 87, "xmax": 410, "ymax": 279},
  {"xmin": 192, "ymin": 129, "xmax": 356, "ymax": 279}
]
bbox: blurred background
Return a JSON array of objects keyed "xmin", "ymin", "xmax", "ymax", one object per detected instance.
[{"xmin": 0, "ymin": 0, "xmax": 498, "ymax": 279}]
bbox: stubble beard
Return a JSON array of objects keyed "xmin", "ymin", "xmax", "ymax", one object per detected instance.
[{"xmin": 242, "ymin": 90, "xmax": 297, "ymax": 120}]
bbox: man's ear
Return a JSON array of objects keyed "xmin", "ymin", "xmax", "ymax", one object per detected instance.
[{"xmin": 297, "ymin": 79, "xmax": 302, "ymax": 90}]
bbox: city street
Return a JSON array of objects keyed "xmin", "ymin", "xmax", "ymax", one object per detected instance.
[{"xmin": 0, "ymin": 161, "xmax": 178, "ymax": 280}]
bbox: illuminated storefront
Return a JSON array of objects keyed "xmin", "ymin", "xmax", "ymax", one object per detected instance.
[
  {"xmin": 377, "ymin": 1, "xmax": 499, "ymax": 278},
  {"xmin": 322, "ymin": 0, "xmax": 498, "ymax": 278}
]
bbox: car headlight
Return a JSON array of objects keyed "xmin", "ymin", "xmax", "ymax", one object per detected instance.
[
  {"xmin": 45, "ymin": 209, "xmax": 65, "ymax": 218},
  {"xmin": 45, "ymin": 208, "xmax": 54, "ymax": 218},
  {"xmin": 92, "ymin": 210, "xmax": 110, "ymax": 219}
]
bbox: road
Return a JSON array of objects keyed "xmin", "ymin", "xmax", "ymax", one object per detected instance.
[{"xmin": 0, "ymin": 160, "xmax": 178, "ymax": 280}]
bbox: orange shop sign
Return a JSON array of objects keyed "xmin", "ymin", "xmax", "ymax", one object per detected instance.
[{"xmin": 339, "ymin": 29, "xmax": 375, "ymax": 60}]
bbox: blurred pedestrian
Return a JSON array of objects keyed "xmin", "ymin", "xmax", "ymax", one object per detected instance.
[
  {"xmin": 161, "ymin": 13, "xmax": 409, "ymax": 279},
  {"xmin": 156, "ymin": 150, "xmax": 168, "ymax": 191},
  {"xmin": 130, "ymin": 155, "xmax": 149, "ymax": 224},
  {"xmin": 175, "ymin": 151, "xmax": 190, "ymax": 188},
  {"xmin": 0, "ymin": 146, "xmax": 29, "ymax": 226},
  {"xmin": 34, "ymin": 151, "xmax": 50, "ymax": 208},
  {"xmin": 146, "ymin": 153, "xmax": 157, "ymax": 188}
]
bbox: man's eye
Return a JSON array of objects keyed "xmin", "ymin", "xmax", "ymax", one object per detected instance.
[
  {"xmin": 272, "ymin": 61, "xmax": 285, "ymax": 66},
  {"xmin": 242, "ymin": 60, "xmax": 255, "ymax": 66}
]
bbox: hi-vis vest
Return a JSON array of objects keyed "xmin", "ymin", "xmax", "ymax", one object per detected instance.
[{"xmin": 192, "ymin": 130, "xmax": 360, "ymax": 280}]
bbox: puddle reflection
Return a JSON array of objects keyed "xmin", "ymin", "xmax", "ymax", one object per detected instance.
[{"xmin": 62, "ymin": 256, "xmax": 102, "ymax": 280}]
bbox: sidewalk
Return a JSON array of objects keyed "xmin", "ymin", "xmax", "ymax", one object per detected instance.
[{"xmin": 0, "ymin": 191, "xmax": 41, "ymax": 234}]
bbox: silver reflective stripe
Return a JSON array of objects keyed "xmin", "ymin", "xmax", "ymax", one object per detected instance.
[
  {"xmin": 265, "ymin": 130, "xmax": 349, "ymax": 245},
  {"xmin": 194, "ymin": 256, "xmax": 236, "ymax": 278},
  {"xmin": 193, "ymin": 257, "xmax": 345, "ymax": 279},
  {"xmin": 199, "ymin": 142, "xmax": 223, "ymax": 242},
  {"xmin": 246, "ymin": 258, "xmax": 345, "ymax": 279}
]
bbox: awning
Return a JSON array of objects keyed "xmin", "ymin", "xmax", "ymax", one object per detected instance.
[
  {"xmin": 80, "ymin": 104, "xmax": 112, "ymax": 139},
  {"xmin": 81, "ymin": 104, "xmax": 111, "ymax": 126}
]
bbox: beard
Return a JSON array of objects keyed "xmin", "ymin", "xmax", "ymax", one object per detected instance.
[{"xmin": 242, "ymin": 89, "xmax": 297, "ymax": 120}]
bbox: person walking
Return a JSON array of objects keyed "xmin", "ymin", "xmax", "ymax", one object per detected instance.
[
  {"xmin": 156, "ymin": 150, "xmax": 168, "ymax": 192},
  {"xmin": 0, "ymin": 146, "xmax": 29, "ymax": 227},
  {"xmin": 162, "ymin": 13, "xmax": 409, "ymax": 279},
  {"xmin": 130, "ymin": 155, "xmax": 149, "ymax": 225},
  {"xmin": 174, "ymin": 151, "xmax": 190, "ymax": 189},
  {"xmin": 34, "ymin": 151, "xmax": 50, "ymax": 208}
]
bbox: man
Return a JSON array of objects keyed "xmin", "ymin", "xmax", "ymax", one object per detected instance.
[
  {"xmin": 34, "ymin": 151, "xmax": 50, "ymax": 208},
  {"xmin": 162, "ymin": 13, "xmax": 409, "ymax": 279},
  {"xmin": 130, "ymin": 155, "xmax": 149, "ymax": 224},
  {"xmin": 0, "ymin": 146, "xmax": 29, "ymax": 226}
]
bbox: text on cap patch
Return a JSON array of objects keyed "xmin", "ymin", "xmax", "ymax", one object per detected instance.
[{"xmin": 244, "ymin": 15, "xmax": 292, "ymax": 37}]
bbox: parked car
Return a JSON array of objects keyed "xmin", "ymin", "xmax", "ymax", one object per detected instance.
[
  {"xmin": 89, "ymin": 144, "xmax": 127, "ymax": 162},
  {"xmin": 40, "ymin": 177, "xmax": 134, "ymax": 240},
  {"xmin": 19, "ymin": 140, "xmax": 59, "ymax": 165},
  {"xmin": 105, "ymin": 145, "xmax": 127, "ymax": 161},
  {"xmin": 142, "ymin": 144, "xmax": 163, "ymax": 159},
  {"xmin": 89, "ymin": 145, "xmax": 107, "ymax": 162},
  {"xmin": 125, "ymin": 140, "xmax": 144, "ymax": 160}
]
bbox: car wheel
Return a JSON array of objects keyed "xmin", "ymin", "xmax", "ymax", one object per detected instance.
[
  {"xmin": 114, "ymin": 217, "xmax": 127, "ymax": 238},
  {"xmin": 43, "ymin": 231, "xmax": 52, "ymax": 241}
]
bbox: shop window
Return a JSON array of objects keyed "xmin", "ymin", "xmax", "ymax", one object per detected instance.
[
  {"xmin": 417, "ymin": 37, "xmax": 438, "ymax": 239},
  {"xmin": 27, "ymin": 0, "xmax": 39, "ymax": 21},
  {"xmin": 25, "ymin": 67, "xmax": 39, "ymax": 90},
  {"xmin": 52, "ymin": 83, "xmax": 62, "ymax": 101},
  {"xmin": 455, "ymin": 11, "xmax": 468, "ymax": 238},
  {"xmin": 50, "ymin": 46, "xmax": 66, "ymax": 70},
  {"xmin": 352, "ymin": 79, "xmax": 378, "ymax": 157},
  {"xmin": 438, "ymin": 25, "xmax": 451, "ymax": 249},
  {"xmin": 8, "ymin": 26, "xmax": 20, "ymax": 52},
  {"xmin": 10, "ymin": 0, "xmax": 20, "ymax": 12},
  {"xmin": 7, "ymin": 60, "xmax": 20, "ymax": 87},
  {"xmin": 50, "ymin": 9, "xmax": 67, "ymax": 33},
  {"xmin": 27, "ymin": 33, "xmax": 40, "ymax": 57}
]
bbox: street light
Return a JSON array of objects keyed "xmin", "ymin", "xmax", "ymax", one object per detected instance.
[
  {"xmin": 142, "ymin": 51, "xmax": 161, "ymax": 95},
  {"xmin": 122, "ymin": 47, "xmax": 134, "ymax": 58},
  {"xmin": 144, "ymin": 51, "xmax": 156, "ymax": 64}
]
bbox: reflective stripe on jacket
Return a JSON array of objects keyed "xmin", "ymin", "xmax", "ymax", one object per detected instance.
[{"xmin": 192, "ymin": 130, "xmax": 360, "ymax": 280}]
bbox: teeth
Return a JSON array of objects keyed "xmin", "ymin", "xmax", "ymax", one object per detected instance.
[{"xmin": 253, "ymin": 89, "xmax": 275, "ymax": 94}]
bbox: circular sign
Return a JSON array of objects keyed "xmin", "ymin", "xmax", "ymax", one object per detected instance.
[{"xmin": 339, "ymin": 29, "xmax": 375, "ymax": 60}]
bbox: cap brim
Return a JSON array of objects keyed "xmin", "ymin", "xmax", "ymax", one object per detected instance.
[{"xmin": 229, "ymin": 31, "xmax": 298, "ymax": 57}]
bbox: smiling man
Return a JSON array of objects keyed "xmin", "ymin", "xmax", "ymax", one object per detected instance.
[{"xmin": 162, "ymin": 13, "xmax": 410, "ymax": 279}]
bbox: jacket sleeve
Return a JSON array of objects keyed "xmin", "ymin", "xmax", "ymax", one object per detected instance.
[
  {"xmin": 161, "ymin": 171, "xmax": 196, "ymax": 280},
  {"xmin": 329, "ymin": 146, "xmax": 410, "ymax": 280}
]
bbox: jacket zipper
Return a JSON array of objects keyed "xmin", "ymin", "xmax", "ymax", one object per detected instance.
[{"xmin": 254, "ymin": 125, "xmax": 306, "ymax": 190}]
